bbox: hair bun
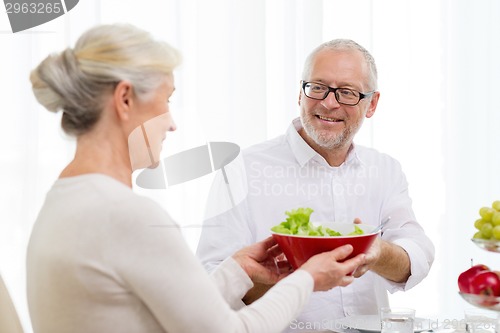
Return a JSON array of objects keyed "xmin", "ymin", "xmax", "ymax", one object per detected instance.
[{"xmin": 30, "ymin": 48, "xmax": 78, "ymax": 113}]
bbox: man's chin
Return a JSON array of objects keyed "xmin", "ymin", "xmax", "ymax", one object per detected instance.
[{"xmin": 311, "ymin": 132, "xmax": 346, "ymax": 150}]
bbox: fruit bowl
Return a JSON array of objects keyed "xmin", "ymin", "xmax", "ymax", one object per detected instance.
[
  {"xmin": 271, "ymin": 223, "xmax": 378, "ymax": 269},
  {"xmin": 459, "ymin": 292, "xmax": 500, "ymax": 311},
  {"xmin": 471, "ymin": 238, "xmax": 500, "ymax": 253}
]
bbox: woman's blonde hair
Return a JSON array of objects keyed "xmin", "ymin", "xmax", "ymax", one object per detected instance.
[{"xmin": 30, "ymin": 23, "xmax": 181, "ymax": 136}]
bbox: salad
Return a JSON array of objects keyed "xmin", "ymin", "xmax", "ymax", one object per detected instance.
[{"xmin": 271, "ymin": 207, "xmax": 364, "ymax": 236}]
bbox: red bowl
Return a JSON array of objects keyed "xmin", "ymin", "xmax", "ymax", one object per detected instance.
[{"xmin": 271, "ymin": 223, "xmax": 379, "ymax": 269}]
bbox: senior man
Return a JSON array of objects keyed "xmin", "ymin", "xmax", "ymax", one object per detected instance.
[{"xmin": 197, "ymin": 39, "xmax": 434, "ymax": 330}]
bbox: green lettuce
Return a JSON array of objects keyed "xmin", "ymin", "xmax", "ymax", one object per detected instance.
[{"xmin": 271, "ymin": 207, "xmax": 364, "ymax": 237}]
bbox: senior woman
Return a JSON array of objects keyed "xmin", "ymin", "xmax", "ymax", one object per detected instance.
[{"xmin": 27, "ymin": 23, "xmax": 365, "ymax": 333}]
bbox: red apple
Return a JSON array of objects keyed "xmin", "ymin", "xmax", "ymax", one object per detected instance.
[
  {"xmin": 470, "ymin": 271, "xmax": 500, "ymax": 296},
  {"xmin": 458, "ymin": 264, "xmax": 490, "ymax": 293}
]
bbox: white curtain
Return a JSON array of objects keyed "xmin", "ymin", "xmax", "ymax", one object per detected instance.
[{"xmin": 1, "ymin": 1, "xmax": 499, "ymax": 331}]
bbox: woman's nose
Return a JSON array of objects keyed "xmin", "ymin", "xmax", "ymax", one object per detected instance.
[
  {"xmin": 169, "ymin": 118, "xmax": 177, "ymax": 132},
  {"xmin": 165, "ymin": 113, "xmax": 177, "ymax": 132}
]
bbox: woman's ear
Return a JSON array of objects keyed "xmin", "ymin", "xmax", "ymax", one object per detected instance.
[{"xmin": 114, "ymin": 81, "xmax": 134, "ymax": 121}]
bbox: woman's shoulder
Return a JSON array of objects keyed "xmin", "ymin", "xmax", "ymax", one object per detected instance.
[
  {"xmin": 56, "ymin": 173, "xmax": 177, "ymax": 228},
  {"xmin": 110, "ymin": 192, "xmax": 176, "ymax": 229}
]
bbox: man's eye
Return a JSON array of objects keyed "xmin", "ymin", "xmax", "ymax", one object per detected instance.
[
  {"xmin": 310, "ymin": 85, "xmax": 326, "ymax": 92},
  {"xmin": 339, "ymin": 89, "xmax": 357, "ymax": 97}
]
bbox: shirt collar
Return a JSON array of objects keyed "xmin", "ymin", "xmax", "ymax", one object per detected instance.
[
  {"xmin": 345, "ymin": 144, "xmax": 364, "ymax": 167},
  {"xmin": 286, "ymin": 118, "xmax": 317, "ymax": 167},
  {"xmin": 286, "ymin": 117, "xmax": 364, "ymax": 168}
]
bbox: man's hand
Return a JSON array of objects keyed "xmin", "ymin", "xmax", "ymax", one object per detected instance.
[
  {"xmin": 232, "ymin": 236, "xmax": 292, "ymax": 285},
  {"xmin": 352, "ymin": 218, "xmax": 411, "ymax": 283},
  {"xmin": 352, "ymin": 236, "xmax": 381, "ymax": 278}
]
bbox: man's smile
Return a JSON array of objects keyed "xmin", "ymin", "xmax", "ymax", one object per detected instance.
[{"xmin": 316, "ymin": 115, "xmax": 344, "ymax": 123}]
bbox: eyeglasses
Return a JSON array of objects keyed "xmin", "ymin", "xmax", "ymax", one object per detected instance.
[{"xmin": 301, "ymin": 81, "xmax": 375, "ymax": 106}]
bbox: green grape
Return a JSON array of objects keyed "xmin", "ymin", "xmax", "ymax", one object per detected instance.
[
  {"xmin": 479, "ymin": 207, "xmax": 495, "ymax": 222},
  {"xmin": 474, "ymin": 218, "xmax": 487, "ymax": 230},
  {"xmin": 493, "ymin": 226, "xmax": 500, "ymax": 240},
  {"xmin": 481, "ymin": 223, "xmax": 493, "ymax": 239},
  {"xmin": 473, "ymin": 231, "xmax": 483, "ymax": 239},
  {"xmin": 492, "ymin": 212, "xmax": 500, "ymax": 227},
  {"xmin": 493, "ymin": 200, "xmax": 500, "ymax": 211}
]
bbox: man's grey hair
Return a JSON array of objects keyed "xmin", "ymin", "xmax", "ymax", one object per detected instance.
[{"xmin": 302, "ymin": 39, "xmax": 378, "ymax": 91}]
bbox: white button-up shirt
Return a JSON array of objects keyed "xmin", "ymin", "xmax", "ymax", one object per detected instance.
[{"xmin": 197, "ymin": 118, "xmax": 434, "ymax": 329}]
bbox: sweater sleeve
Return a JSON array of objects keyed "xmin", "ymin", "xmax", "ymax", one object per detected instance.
[
  {"xmin": 210, "ymin": 257, "xmax": 253, "ymax": 310},
  {"xmin": 108, "ymin": 197, "xmax": 314, "ymax": 333}
]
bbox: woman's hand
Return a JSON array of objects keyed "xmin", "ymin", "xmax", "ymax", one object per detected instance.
[
  {"xmin": 232, "ymin": 236, "xmax": 292, "ymax": 285},
  {"xmin": 300, "ymin": 244, "xmax": 366, "ymax": 291}
]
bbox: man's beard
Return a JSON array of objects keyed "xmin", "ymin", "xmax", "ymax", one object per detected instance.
[
  {"xmin": 300, "ymin": 110, "xmax": 362, "ymax": 150},
  {"xmin": 300, "ymin": 117, "xmax": 350, "ymax": 150}
]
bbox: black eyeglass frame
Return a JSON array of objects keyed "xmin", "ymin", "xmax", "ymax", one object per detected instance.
[{"xmin": 301, "ymin": 80, "xmax": 375, "ymax": 106}]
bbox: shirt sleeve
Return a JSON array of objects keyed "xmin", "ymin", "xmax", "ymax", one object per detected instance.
[
  {"xmin": 108, "ymin": 197, "xmax": 314, "ymax": 333},
  {"xmin": 196, "ymin": 163, "xmax": 255, "ymax": 273},
  {"xmin": 379, "ymin": 160, "xmax": 435, "ymax": 293}
]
